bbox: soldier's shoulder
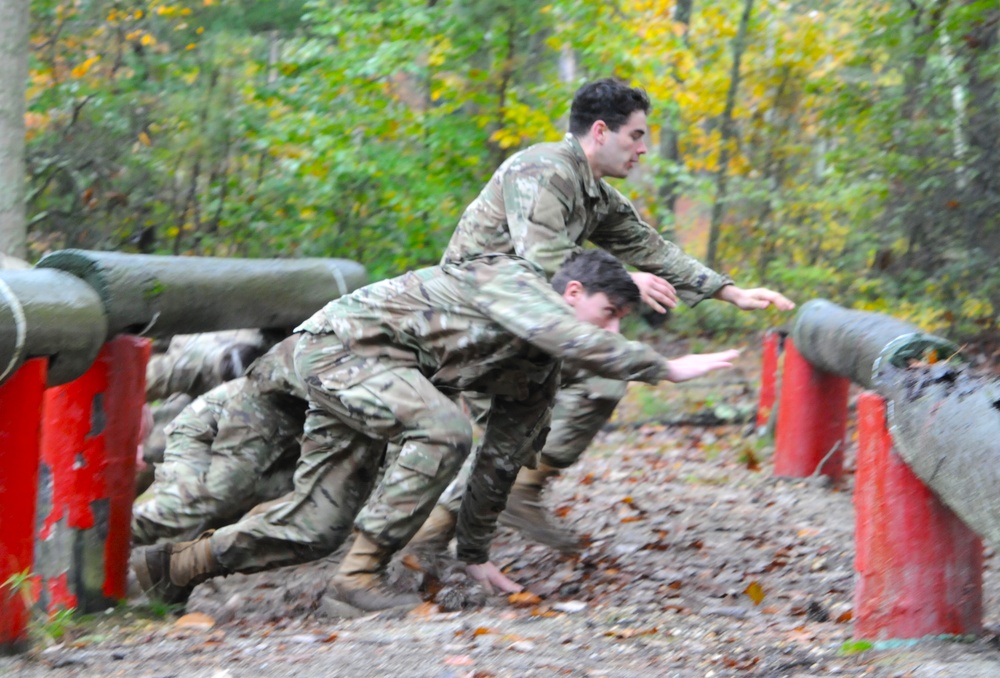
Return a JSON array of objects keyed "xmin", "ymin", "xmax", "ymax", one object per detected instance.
[{"xmin": 502, "ymin": 140, "xmax": 579, "ymax": 179}]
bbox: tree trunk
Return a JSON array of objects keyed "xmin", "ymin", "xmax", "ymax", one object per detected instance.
[
  {"xmin": 705, "ymin": 0, "xmax": 753, "ymax": 269},
  {"xmin": 0, "ymin": 0, "xmax": 29, "ymax": 260},
  {"xmin": 657, "ymin": 0, "xmax": 695, "ymax": 217}
]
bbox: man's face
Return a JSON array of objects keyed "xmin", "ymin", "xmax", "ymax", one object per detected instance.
[
  {"xmin": 594, "ymin": 110, "xmax": 648, "ymax": 179},
  {"xmin": 563, "ymin": 282, "xmax": 630, "ymax": 333}
]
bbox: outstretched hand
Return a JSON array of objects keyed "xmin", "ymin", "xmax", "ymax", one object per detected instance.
[
  {"xmin": 630, "ymin": 272, "xmax": 678, "ymax": 313},
  {"xmin": 665, "ymin": 349, "xmax": 741, "ymax": 383},
  {"xmin": 715, "ymin": 285, "xmax": 795, "ymax": 311},
  {"xmin": 466, "ymin": 561, "xmax": 523, "ymax": 594}
]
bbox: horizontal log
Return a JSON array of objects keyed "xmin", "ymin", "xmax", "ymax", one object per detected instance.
[
  {"xmin": 0, "ymin": 269, "xmax": 107, "ymax": 385},
  {"xmin": 790, "ymin": 299, "xmax": 956, "ymax": 389},
  {"xmin": 1, "ymin": 251, "xmax": 368, "ymax": 387},
  {"xmin": 37, "ymin": 250, "xmax": 368, "ymax": 338}
]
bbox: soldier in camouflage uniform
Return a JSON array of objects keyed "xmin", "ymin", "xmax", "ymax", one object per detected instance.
[
  {"xmin": 137, "ymin": 330, "xmax": 283, "ymax": 494},
  {"xmin": 131, "ymin": 375, "xmax": 305, "ymax": 546},
  {"xmin": 145, "ymin": 330, "xmax": 277, "ymax": 403},
  {"xmin": 142, "ymin": 330, "xmax": 278, "ymax": 460},
  {"xmin": 427, "ymin": 77, "xmax": 795, "ymax": 551},
  {"xmin": 131, "ymin": 250, "xmax": 738, "ymax": 610}
]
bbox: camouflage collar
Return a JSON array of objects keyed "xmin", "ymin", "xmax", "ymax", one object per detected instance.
[{"xmin": 563, "ymin": 134, "xmax": 602, "ymax": 200}]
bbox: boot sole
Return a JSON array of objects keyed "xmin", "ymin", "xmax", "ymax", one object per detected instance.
[
  {"xmin": 130, "ymin": 545, "xmax": 193, "ymax": 606},
  {"xmin": 331, "ymin": 583, "xmax": 423, "ymax": 613},
  {"xmin": 130, "ymin": 546, "xmax": 158, "ymax": 593}
]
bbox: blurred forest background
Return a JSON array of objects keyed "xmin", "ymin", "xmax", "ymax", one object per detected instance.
[{"xmin": 9, "ymin": 0, "xmax": 1000, "ymax": 338}]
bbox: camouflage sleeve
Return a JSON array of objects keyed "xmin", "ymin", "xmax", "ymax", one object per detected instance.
[
  {"xmin": 455, "ymin": 374, "xmax": 557, "ymax": 563},
  {"xmin": 589, "ymin": 187, "xmax": 733, "ymax": 306},
  {"xmin": 459, "ymin": 259, "xmax": 671, "ymax": 384},
  {"xmin": 503, "ymin": 169, "xmax": 584, "ymax": 278}
]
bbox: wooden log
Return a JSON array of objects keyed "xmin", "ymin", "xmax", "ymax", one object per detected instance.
[{"xmin": 37, "ymin": 249, "xmax": 368, "ymax": 338}]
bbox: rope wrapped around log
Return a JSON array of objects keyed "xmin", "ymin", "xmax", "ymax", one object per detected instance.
[{"xmin": 0, "ymin": 269, "xmax": 107, "ymax": 385}]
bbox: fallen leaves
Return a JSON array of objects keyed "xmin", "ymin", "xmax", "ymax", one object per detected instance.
[
  {"xmin": 175, "ymin": 612, "xmax": 215, "ymax": 631},
  {"xmin": 507, "ymin": 591, "xmax": 542, "ymax": 607},
  {"xmin": 605, "ymin": 626, "xmax": 660, "ymax": 639},
  {"xmin": 744, "ymin": 581, "xmax": 766, "ymax": 606}
]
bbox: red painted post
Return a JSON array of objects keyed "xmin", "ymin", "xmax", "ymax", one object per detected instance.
[
  {"xmin": 773, "ymin": 338, "xmax": 850, "ymax": 479},
  {"xmin": 0, "ymin": 359, "xmax": 47, "ymax": 653},
  {"xmin": 35, "ymin": 335, "xmax": 151, "ymax": 613},
  {"xmin": 756, "ymin": 329, "xmax": 781, "ymax": 431},
  {"xmin": 854, "ymin": 391, "xmax": 982, "ymax": 639}
]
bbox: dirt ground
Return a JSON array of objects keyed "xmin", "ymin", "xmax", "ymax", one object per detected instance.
[{"xmin": 4, "ymin": 341, "xmax": 1000, "ymax": 677}]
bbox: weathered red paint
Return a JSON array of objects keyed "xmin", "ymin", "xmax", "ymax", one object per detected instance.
[
  {"xmin": 36, "ymin": 335, "xmax": 150, "ymax": 612},
  {"xmin": 773, "ymin": 338, "xmax": 849, "ymax": 479},
  {"xmin": 854, "ymin": 391, "xmax": 983, "ymax": 639},
  {"xmin": 101, "ymin": 336, "xmax": 151, "ymax": 600},
  {"xmin": 44, "ymin": 572, "xmax": 77, "ymax": 613},
  {"xmin": 0, "ymin": 359, "xmax": 47, "ymax": 652},
  {"xmin": 756, "ymin": 329, "xmax": 781, "ymax": 430}
]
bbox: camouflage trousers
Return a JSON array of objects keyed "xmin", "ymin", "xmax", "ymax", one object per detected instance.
[
  {"xmin": 437, "ymin": 371, "xmax": 625, "ymax": 512},
  {"xmin": 209, "ymin": 332, "xmax": 474, "ymax": 574},
  {"xmin": 131, "ymin": 378, "xmax": 305, "ymax": 545}
]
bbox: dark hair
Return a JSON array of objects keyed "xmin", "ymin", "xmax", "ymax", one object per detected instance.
[
  {"xmin": 568, "ymin": 78, "xmax": 651, "ymax": 137},
  {"xmin": 551, "ymin": 249, "xmax": 640, "ymax": 310}
]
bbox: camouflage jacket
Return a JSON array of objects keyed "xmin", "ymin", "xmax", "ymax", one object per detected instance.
[
  {"xmin": 294, "ymin": 256, "xmax": 673, "ymax": 562},
  {"xmin": 443, "ymin": 134, "xmax": 732, "ymax": 306},
  {"xmin": 296, "ymin": 255, "xmax": 671, "ymax": 397}
]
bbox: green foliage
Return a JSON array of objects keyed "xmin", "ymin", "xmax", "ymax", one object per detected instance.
[
  {"xmin": 22, "ymin": 0, "xmax": 1000, "ymax": 341},
  {"xmin": 839, "ymin": 639, "xmax": 874, "ymax": 655},
  {"xmin": 1, "ymin": 568, "xmax": 82, "ymax": 645}
]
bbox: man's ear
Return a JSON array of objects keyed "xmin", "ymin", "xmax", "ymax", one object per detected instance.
[
  {"xmin": 562, "ymin": 280, "xmax": 585, "ymax": 306},
  {"xmin": 590, "ymin": 120, "xmax": 608, "ymax": 144}
]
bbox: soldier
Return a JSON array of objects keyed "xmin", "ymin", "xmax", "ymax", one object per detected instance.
[
  {"xmin": 137, "ymin": 330, "xmax": 283, "ymax": 493},
  {"xmin": 438, "ymin": 77, "xmax": 795, "ymax": 550},
  {"xmin": 131, "ymin": 250, "xmax": 738, "ymax": 610},
  {"xmin": 145, "ymin": 330, "xmax": 277, "ymax": 403},
  {"xmin": 132, "ymin": 375, "xmax": 305, "ymax": 546}
]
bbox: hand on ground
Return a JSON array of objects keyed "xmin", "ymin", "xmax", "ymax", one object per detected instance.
[{"xmin": 466, "ymin": 561, "xmax": 523, "ymax": 594}]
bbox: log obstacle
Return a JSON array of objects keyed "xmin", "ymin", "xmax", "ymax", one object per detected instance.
[
  {"xmin": 2, "ymin": 251, "xmax": 368, "ymax": 387},
  {"xmin": 0, "ymin": 269, "xmax": 107, "ymax": 386},
  {"xmin": 0, "ymin": 251, "xmax": 368, "ymax": 648},
  {"xmin": 773, "ymin": 338, "xmax": 849, "ymax": 479},
  {"xmin": 770, "ymin": 299, "xmax": 983, "ymax": 639},
  {"xmin": 0, "ymin": 359, "xmax": 47, "ymax": 654},
  {"xmin": 35, "ymin": 336, "xmax": 151, "ymax": 614},
  {"xmin": 36, "ymin": 250, "xmax": 368, "ymax": 341},
  {"xmin": 755, "ymin": 329, "xmax": 781, "ymax": 432},
  {"xmin": 854, "ymin": 391, "xmax": 982, "ymax": 639}
]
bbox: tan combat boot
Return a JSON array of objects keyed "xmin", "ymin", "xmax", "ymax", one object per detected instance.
[
  {"xmin": 498, "ymin": 463, "xmax": 581, "ymax": 553},
  {"xmin": 131, "ymin": 535, "xmax": 223, "ymax": 606},
  {"xmin": 331, "ymin": 533, "xmax": 423, "ymax": 612}
]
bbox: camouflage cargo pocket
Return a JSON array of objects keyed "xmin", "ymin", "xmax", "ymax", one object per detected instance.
[{"xmin": 394, "ymin": 445, "xmax": 443, "ymax": 479}]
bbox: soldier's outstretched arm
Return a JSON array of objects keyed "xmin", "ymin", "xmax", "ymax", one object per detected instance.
[
  {"xmin": 662, "ymin": 350, "xmax": 740, "ymax": 382},
  {"xmin": 589, "ymin": 188, "xmax": 733, "ymax": 307},
  {"xmin": 713, "ymin": 284, "xmax": 795, "ymax": 311},
  {"xmin": 458, "ymin": 258, "xmax": 670, "ymax": 383}
]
